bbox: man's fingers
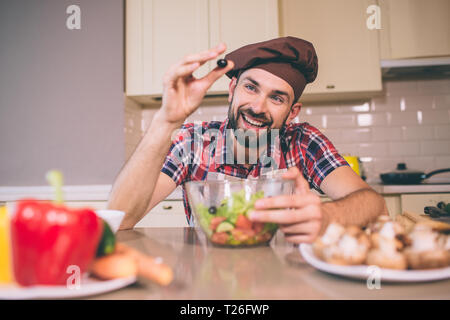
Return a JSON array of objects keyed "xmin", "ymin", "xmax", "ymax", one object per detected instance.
[
  {"xmin": 164, "ymin": 43, "xmax": 227, "ymax": 85},
  {"xmin": 250, "ymin": 205, "xmax": 321, "ymax": 224},
  {"xmin": 182, "ymin": 43, "xmax": 226, "ymax": 65},
  {"xmin": 197, "ymin": 60, "xmax": 235, "ymax": 90},
  {"xmin": 283, "ymin": 167, "xmax": 310, "ymax": 195},
  {"xmin": 168, "ymin": 62, "xmax": 201, "ymax": 81},
  {"xmin": 254, "ymin": 193, "xmax": 320, "ymax": 210}
]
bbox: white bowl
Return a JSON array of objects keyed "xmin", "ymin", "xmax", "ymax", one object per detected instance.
[{"xmin": 95, "ymin": 209, "xmax": 125, "ymax": 233}]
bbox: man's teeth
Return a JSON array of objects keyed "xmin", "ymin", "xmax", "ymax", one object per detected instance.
[{"xmin": 242, "ymin": 114, "xmax": 265, "ymax": 127}]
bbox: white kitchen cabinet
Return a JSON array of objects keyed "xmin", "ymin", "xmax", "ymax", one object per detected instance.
[
  {"xmin": 4, "ymin": 201, "xmax": 108, "ymax": 214},
  {"xmin": 207, "ymin": 0, "xmax": 279, "ymax": 92},
  {"xmin": 279, "ymin": 0, "xmax": 382, "ymax": 102},
  {"xmin": 126, "ymin": 0, "xmax": 279, "ymax": 104},
  {"xmin": 135, "ymin": 200, "xmax": 188, "ymax": 227},
  {"xmin": 383, "ymin": 195, "xmax": 402, "ymax": 218},
  {"xmin": 400, "ymin": 193, "xmax": 450, "ymax": 215},
  {"xmin": 126, "ymin": 0, "xmax": 209, "ymax": 104},
  {"xmin": 378, "ymin": 0, "xmax": 450, "ymax": 59},
  {"xmin": 320, "ymin": 192, "xmax": 449, "ymax": 219}
]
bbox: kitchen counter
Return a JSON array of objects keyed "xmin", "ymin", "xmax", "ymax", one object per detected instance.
[
  {"xmin": 1, "ymin": 183, "xmax": 449, "ymax": 203},
  {"xmin": 371, "ymin": 183, "xmax": 450, "ymax": 195},
  {"xmin": 86, "ymin": 227, "xmax": 450, "ymax": 300}
]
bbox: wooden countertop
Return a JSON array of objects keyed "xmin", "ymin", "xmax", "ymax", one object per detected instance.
[{"xmin": 86, "ymin": 227, "xmax": 450, "ymax": 300}]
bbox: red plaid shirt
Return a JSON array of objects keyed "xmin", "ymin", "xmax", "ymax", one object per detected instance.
[{"xmin": 161, "ymin": 119, "xmax": 348, "ymax": 225}]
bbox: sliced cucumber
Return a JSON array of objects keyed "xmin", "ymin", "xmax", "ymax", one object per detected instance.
[{"xmin": 216, "ymin": 221, "xmax": 235, "ymax": 233}]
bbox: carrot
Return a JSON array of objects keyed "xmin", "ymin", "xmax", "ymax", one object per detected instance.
[
  {"xmin": 115, "ymin": 243, "xmax": 174, "ymax": 286},
  {"xmin": 89, "ymin": 252, "xmax": 138, "ymax": 280}
]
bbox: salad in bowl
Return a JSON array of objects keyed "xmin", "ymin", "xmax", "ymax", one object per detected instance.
[{"xmin": 185, "ymin": 178, "xmax": 294, "ymax": 247}]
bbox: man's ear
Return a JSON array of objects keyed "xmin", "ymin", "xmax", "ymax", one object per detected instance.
[
  {"xmin": 228, "ymin": 77, "xmax": 237, "ymax": 103},
  {"xmin": 286, "ymin": 102, "xmax": 302, "ymax": 124}
]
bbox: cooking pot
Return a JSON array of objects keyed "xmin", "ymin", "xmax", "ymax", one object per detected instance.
[{"xmin": 380, "ymin": 163, "xmax": 450, "ymax": 185}]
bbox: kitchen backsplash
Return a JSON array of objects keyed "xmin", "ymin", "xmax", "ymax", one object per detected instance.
[{"xmin": 125, "ymin": 77, "xmax": 450, "ymax": 184}]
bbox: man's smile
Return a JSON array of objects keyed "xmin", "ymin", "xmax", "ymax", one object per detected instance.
[{"xmin": 238, "ymin": 110, "xmax": 271, "ymax": 130}]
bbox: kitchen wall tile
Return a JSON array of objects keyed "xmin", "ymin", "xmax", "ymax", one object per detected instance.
[
  {"xmin": 388, "ymin": 111, "xmax": 420, "ymax": 126},
  {"xmin": 337, "ymin": 101, "xmax": 370, "ymax": 113},
  {"xmin": 195, "ymin": 105, "xmax": 229, "ymax": 122},
  {"xmin": 124, "ymin": 97, "xmax": 143, "ymax": 151},
  {"xmin": 185, "ymin": 107, "xmax": 205, "ymax": 123},
  {"xmin": 356, "ymin": 113, "xmax": 389, "ymax": 127},
  {"xmin": 299, "ymin": 114, "xmax": 325, "ymax": 128},
  {"xmin": 125, "ymin": 112, "xmax": 141, "ymax": 131},
  {"xmin": 125, "ymin": 96, "xmax": 142, "ymax": 112},
  {"xmin": 431, "ymin": 156, "xmax": 450, "ymax": 180},
  {"xmin": 403, "ymin": 95, "xmax": 434, "ymax": 111},
  {"xmin": 333, "ymin": 143, "xmax": 359, "ymax": 156},
  {"xmin": 141, "ymin": 108, "xmax": 157, "ymax": 119},
  {"xmin": 435, "ymin": 125, "xmax": 450, "ymax": 139},
  {"xmin": 370, "ymin": 96, "xmax": 401, "ymax": 112},
  {"xmin": 326, "ymin": 114, "xmax": 355, "ymax": 128},
  {"xmin": 372, "ymin": 127, "xmax": 403, "ymax": 141},
  {"xmin": 373, "ymin": 157, "xmax": 405, "ymax": 173},
  {"xmin": 388, "ymin": 141, "xmax": 420, "ymax": 157},
  {"xmin": 434, "ymin": 95, "xmax": 450, "ymax": 109},
  {"xmin": 417, "ymin": 78, "xmax": 450, "ymax": 95},
  {"xmin": 340, "ymin": 128, "xmax": 371, "ymax": 143},
  {"xmin": 435, "ymin": 156, "xmax": 450, "ymax": 169},
  {"xmin": 359, "ymin": 160, "xmax": 376, "ymax": 182},
  {"xmin": 420, "ymin": 140, "xmax": 450, "ymax": 156},
  {"xmin": 384, "ymin": 79, "xmax": 418, "ymax": 96},
  {"xmin": 402, "ymin": 126, "xmax": 435, "ymax": 141},
  {"xmin": 420, "ymin": 109, "xmax": 450, "ymax": 125},
  {"xmin": 357, "ymin": 142, "xmax": 389, "ymax": 157},
  {"xmin": 302, "ymin": 105, "xmax": 340, "ymax": 115},
  {"xmin": 401, "ymin": 156, "xmax": 435, "ymax": 172},
  {"xmin": 320, "ymin": 128, "xmax": 342, "ymax": 143}
]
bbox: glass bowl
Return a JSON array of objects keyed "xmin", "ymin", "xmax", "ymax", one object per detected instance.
[{"xmin": 185, "ymin": 178, "xmax": 295, "ymax": 247}]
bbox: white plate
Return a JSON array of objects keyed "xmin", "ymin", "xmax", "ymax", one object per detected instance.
[
  {"xmin": 299, "ymin": 243, "xmax": 450, "ymax": 283},
  {"xmin": 0, "ymin": 274, "xmax": 136, "ymax": 299}
]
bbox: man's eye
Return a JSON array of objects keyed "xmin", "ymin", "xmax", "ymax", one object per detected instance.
[
  {"xmin": 271, "ymin": 95, "xmax": 284, "ymax": 103},
  {"xmin": 245, "ymin": 84, "xmax": 256, "ymax": 92}
]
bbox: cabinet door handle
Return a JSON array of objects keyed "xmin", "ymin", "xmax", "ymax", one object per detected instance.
[
  {"xmin": 162, "ymin": 205, "xmax": 173, "ymax": 210},
  {"xmin": 326, "ymin": 84, "xmax": 335, "ymax": 89}
]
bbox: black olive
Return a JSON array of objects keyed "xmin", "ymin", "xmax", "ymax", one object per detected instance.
[
  {"xmin": 217, "ymin": 59, "xmax": 227, "ymax": 68},
  {"xmin": 437, "ymin": 201, "xmax": 446, "ymax": 210},
  {"xmin": 208, "ymin": 206, "xmax": 217, "ymax": 214}
]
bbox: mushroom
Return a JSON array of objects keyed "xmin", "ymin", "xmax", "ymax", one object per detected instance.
[
  {"xmin": 403, "ymin": 223, "xmax": 450, "ymax": 269},
  {"xmin": 313, "ymin": 223, "xmax": 370, "ymax": 265}
]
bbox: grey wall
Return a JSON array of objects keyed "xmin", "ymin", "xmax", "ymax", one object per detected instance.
[{"xmin": 0, "ymin": 0, "xmax": 124, "ymax": 186}]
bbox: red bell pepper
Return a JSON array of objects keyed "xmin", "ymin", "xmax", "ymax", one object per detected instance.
[{"xmin": 10, "ymin": 199, "xmax": 103, "ymax": 286}]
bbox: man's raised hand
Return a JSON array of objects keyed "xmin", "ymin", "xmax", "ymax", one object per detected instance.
[{"xmin": 159, "ymin": 43, "xmax": 234, "ymax": 127}]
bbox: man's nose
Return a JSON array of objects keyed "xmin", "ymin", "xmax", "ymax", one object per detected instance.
[{"xmin": 251, "ymin": 95, "xmax": 268, "ymax": 115}]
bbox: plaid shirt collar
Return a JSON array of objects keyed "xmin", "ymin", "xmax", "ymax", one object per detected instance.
[{"xmin": 211, "ymin": 118, "xmax": 292, "ymax": 172}]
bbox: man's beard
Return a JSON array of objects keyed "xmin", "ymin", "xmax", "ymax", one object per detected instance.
[{"xmin": 227, "ymin": 97, "xmax": 289, "ymax": 147}]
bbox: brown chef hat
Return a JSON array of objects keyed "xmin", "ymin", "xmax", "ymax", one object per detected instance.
[{"xmin": 224, "ymin": 36, "xmax": 318, "ymax": 102}]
